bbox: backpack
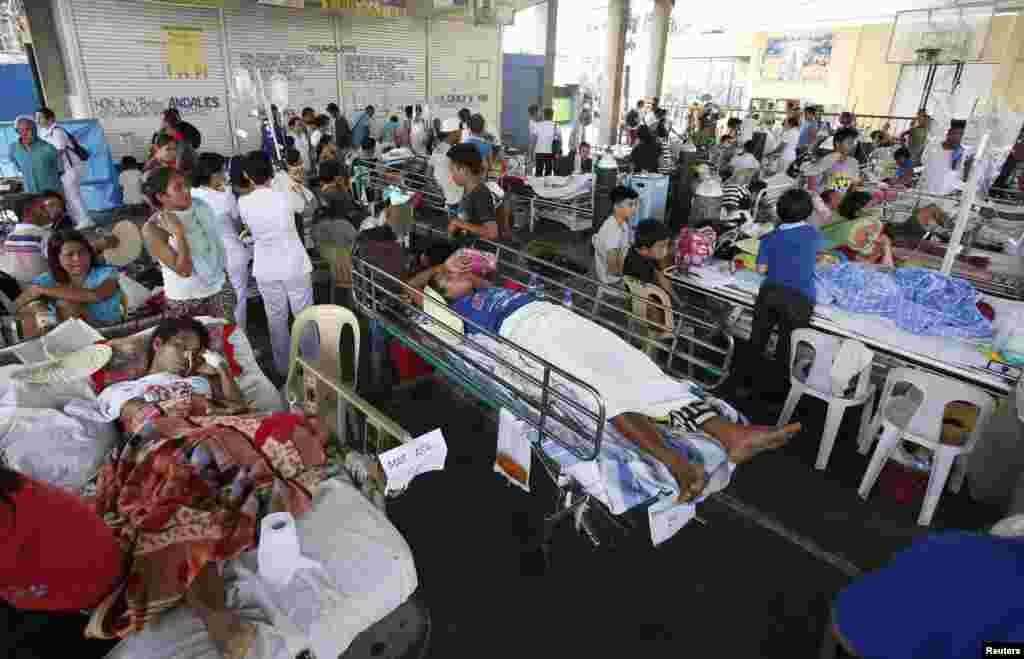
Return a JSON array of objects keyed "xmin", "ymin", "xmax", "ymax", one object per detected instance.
[{"xmin": 61, "ymin": 127, "xmax": 90, "ymax": 162}]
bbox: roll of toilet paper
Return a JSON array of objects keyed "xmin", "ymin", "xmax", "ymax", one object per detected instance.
[{"xmin": 257, "ymin": 512, "xmax": 326, "ymax": 589}]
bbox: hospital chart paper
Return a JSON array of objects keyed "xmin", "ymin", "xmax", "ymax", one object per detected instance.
[
  {"xmin": 648, "ymin": 497, "xmax": 697, "ymax": 547},
  {"xmin": 379, "ymin": 428, "xmax": 448, "ymax": 495}
]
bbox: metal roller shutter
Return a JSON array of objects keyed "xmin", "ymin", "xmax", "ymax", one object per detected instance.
[
  {"xmin": 224, "ymin": 5, "xmax": 339, "ymax": 153},
  {"xmin": 428, "ymin": 19, "xmax": 502, "ymax": 133},
  {"xmin": 337, "ymin": 17, "xmax": 426, "ymax": 118},
  {"xmin": 69, "ymin": 0, "xmax": 232, "ymax": 155}
]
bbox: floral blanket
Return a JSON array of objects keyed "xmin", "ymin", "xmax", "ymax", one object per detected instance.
[{"xmin": 84, "ymin": 394, "xmax": 328, "ymax": 640}]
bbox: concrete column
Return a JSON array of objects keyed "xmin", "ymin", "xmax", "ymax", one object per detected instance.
[
  {"xmin": 645, "ymin": 0, "xmax": 672, "ymax": 99},
  {"xmin": 542, "ymin": 0, "xmax": 557, "ymax": 108},
  {"xmin": 600, "ymin": 0, "xmax": 629, "ymax": 144},
  {"xmin": 22, "ymin": 1, "xmax": 70, "ymax": 117}
]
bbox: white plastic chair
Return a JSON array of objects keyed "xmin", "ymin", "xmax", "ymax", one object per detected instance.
[
  {"xmin": 856, "ymin": 367, "xmax": 996, "ymax": 526},
  {"xmin": 622, "ymin": 276, "xmax": 675, "ymax": 358},
  {"xmin": 777, "ymin": 329, "xmax": 876, "ymax": 471}
]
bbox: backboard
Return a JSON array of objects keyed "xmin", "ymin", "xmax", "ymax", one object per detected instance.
[{"xmin": 887, "ymin": 5, "xmax": 994, "ymax": 64}]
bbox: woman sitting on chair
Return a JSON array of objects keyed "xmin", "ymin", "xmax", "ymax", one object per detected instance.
[
  {"xmin": 408, "ymin": 252, "xmax": 801, "ymax": 501},
  {"xmin": 14, "ymin": 228, "xmax": 124, "ymax": 337}
]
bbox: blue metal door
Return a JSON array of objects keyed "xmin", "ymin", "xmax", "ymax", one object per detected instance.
[{"xmin": 501, "ymin": 54, "xmax": 544, "ymax": 151}]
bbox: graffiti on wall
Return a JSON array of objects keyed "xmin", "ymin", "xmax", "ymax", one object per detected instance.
[
  {"xmin": 92, "ymin": 95, "xmax": 222, "ymax": 119},
  {"xmin": 344, "ymin": 55, "xmax": 412, "ymax": 84},
  {"xmin": 433, "ymin": 93, "xmax": 489, "ymax": 108},
  {"xmin": 237, "ymin": 52, "xmax": 326, "ymax": 82}
]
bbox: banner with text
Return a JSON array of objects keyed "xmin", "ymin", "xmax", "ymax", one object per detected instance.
[{"xmin": 321, "ymin": 0, "xmax": 407, "ymax": 17}]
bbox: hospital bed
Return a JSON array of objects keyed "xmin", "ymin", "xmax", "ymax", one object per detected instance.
[
  {"xmin": 353, "ymin": 155, "xmax": 596, "ymax": 233},
  {"xmin": 351, "ymin": 231, "xmax": 739, "ymax": 555},
  {"xmin": 506, "ymin": 175, "xmax": 595, "ymax": 232},
  {"xmin": 664, "ymin": 262, "xmax": 1022, "ymax": 399},
  {"xmin": 0, "ymin": 310, "xmax": 428, "ymax": 659},
  {"xmin": 865, "ymin": 183, "xmax": 1024, "ymax": 300},
  {"xmin": 404, "ymin": 221, "xmax": 735, "ymax": 387},
  {"xmin": 352, "ymin": 156, "xmax": 448, "ymax": 214}
]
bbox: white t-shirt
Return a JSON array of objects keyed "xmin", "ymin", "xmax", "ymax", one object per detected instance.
[
  {"xmin": 430, "ymin": 142, "xmax": 463, "ymax": 206},
  {"xmin": 780, "ymin": 127, "xmax": 799, "ymax": 164},
  {"xmin": 533, "ymin": 121, "xmax": 557, "ymax": 155},
  {"xmin": 238, "ymin": 187, "xmax": 312, "ymax": 282},
  {"xmin": 99, "ymin": 372, "xmax": 212, "ymax": 420},
  {"xmin": 120, "ymin": 170, "xmax": 143, "ymax": 205},
  {"xmin": 160, "ymin": 209, "xmax": 224, "ymax": 302},
  {"xmin": 593, "ymin": 216, "xmax": 631, "ymax": 285}
]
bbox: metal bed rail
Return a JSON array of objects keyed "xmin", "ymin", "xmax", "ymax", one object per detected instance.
[
  {"xmin": 350, "ymin": 253, "xmax": 677, "ymax": 550},
  {"xmin": 352, "ymin": 157, "xmax": 449, "ymax": 214},
  {"xmin": 284, "ymin": 305, "xmax": 415, "ymax": 460},
  {"xmin": 351, "ymin": 253, "xmax": 608, "ymax": 462},
  {"xmin": 408, "ymin": 222, "xmax": 735, "ymax": 388},
  {"xmin": 507, "ymin": 180, "xmax": 595, "ymax": 233}
]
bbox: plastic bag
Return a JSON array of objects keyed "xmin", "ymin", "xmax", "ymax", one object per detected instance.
[{"xmin": 676, "ymin": 226, "xmax": 716, "ymax": 268}]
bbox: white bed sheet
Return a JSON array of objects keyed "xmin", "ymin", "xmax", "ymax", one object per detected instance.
[
  {"xmin": 104, "ymin": 477, "xmax": 418, "ymax": 659},
  {"xmin": 523, "ymin": 174, "xmax": 593, "ymax": 200},
  {"xmin": 101, "ymin": 320, "xmax": 416, "ymax": 659}
]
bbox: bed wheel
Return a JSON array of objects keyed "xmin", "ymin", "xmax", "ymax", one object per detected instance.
[{"xmin": 337, "ymin": 590, "xmax": 431, "ymax": 659}]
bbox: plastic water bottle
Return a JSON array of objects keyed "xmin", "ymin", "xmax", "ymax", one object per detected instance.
[
  {"xmin": 528, "ymin": 274, "xmax": 541, "ymax": 298},
  {"xmin": 562, "ymin": 287, "xmax": 573, "ymax": 308}
]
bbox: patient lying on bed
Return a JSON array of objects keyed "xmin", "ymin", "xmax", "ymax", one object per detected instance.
[
  {"xmin": 408, "ymin": 254, "xmax": 802, "ymax": 503},
  {"xmin": 89, "ymin": 318, "xmax": 328, "ymax": 658}
]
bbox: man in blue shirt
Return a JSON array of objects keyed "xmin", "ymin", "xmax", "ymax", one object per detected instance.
[
  {"xmin": 351, "ymin": 105, "xmax": 375, "ymax": 150},
  {"xmin": 740, "ymin": 188, "xmax": 824, "ymax": 396},
  {"xmin": 8, "ymin": 117, "xmax": 62, "ymax": 195},
  {"xmin": 797, "ymin": 106, "xmax": 819, "ymax": 151},
  {"xmin": 463, "ymin": 113, "xmax": 494, "ymax": 167}
]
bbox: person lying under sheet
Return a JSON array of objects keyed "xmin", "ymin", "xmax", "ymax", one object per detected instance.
[
  {"xmin": 406, "ymin": 253, "xmax": 802, "ymax": 502},
  {"xmin": 88, "ymin": 317, "xmax": 330, "ymax": 658}
]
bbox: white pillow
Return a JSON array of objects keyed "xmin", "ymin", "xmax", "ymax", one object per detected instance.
[
  {"xmin": 0, "ymin": 403, "xmax": 117, "ymax": 493},
  {"xmin": 0, "ymin": 363, "xmax": 98, "ymax": 409}
]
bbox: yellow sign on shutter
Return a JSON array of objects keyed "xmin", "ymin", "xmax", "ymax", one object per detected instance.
[
  {"xmin": 321, "ymin": 0, "xmax": 408, "ymax": 17},
  {"xmin": 163, "ymin": 26, "xmax": 209, "ymax": 81}
]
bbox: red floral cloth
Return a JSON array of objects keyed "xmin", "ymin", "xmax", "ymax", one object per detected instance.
[{"xmin": 84, "ymin": 397, "xmax": 327, "ymax": 640}]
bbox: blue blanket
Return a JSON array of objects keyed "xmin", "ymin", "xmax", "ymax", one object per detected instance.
[{"xmin": 814, "ymin": 264, "xmax": 993, "ymax": 338}]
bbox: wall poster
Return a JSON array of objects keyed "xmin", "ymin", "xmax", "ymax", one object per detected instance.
[
  {"xmin": 760, "ymin": 33, "xmax": 833, "ymax": 82},
  {"xmin": 163, "ymin": 26, "xmax": 209, "ymax": 80}
]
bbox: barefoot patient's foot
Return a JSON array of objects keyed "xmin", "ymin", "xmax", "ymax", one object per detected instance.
[
  {"xmin": 206, "ymin": 611, "xmax": 256, "ymax": 659},
  {"xmin": 726, "ymin": 422, "xmax": 801, "ymax": 464},
  {"xmin": 671, "ymin": 459, "xmax": 707, "ymax": 503}
]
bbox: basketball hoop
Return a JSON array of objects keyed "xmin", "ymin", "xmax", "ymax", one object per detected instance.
[{"xmin": 914, "ymin": 47, "xmax": 943, "ymax": 64}]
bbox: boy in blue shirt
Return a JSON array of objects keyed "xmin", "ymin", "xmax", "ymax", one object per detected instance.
[{"xmin": 742, "ymin": 188, "xmax": 824, "ymax": 395}]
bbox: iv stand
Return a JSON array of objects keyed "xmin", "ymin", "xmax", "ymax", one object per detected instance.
[{"xmin": 941, "ymin": 131, "xmax": 989, "ymax": 276}]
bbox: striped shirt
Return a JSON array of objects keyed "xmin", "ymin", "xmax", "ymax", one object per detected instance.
[{"xmin": 721, "ymin": 184, "xmax": 751, "ymax": 211}]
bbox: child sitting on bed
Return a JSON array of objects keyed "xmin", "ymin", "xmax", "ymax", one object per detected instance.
[
  {"xmin": 407, "ymin": 252, "xmax": 801, "ymax": 502},
  {"xmin": 739, "ymin": 189, "xmax": 824, "ymax": 397}
]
